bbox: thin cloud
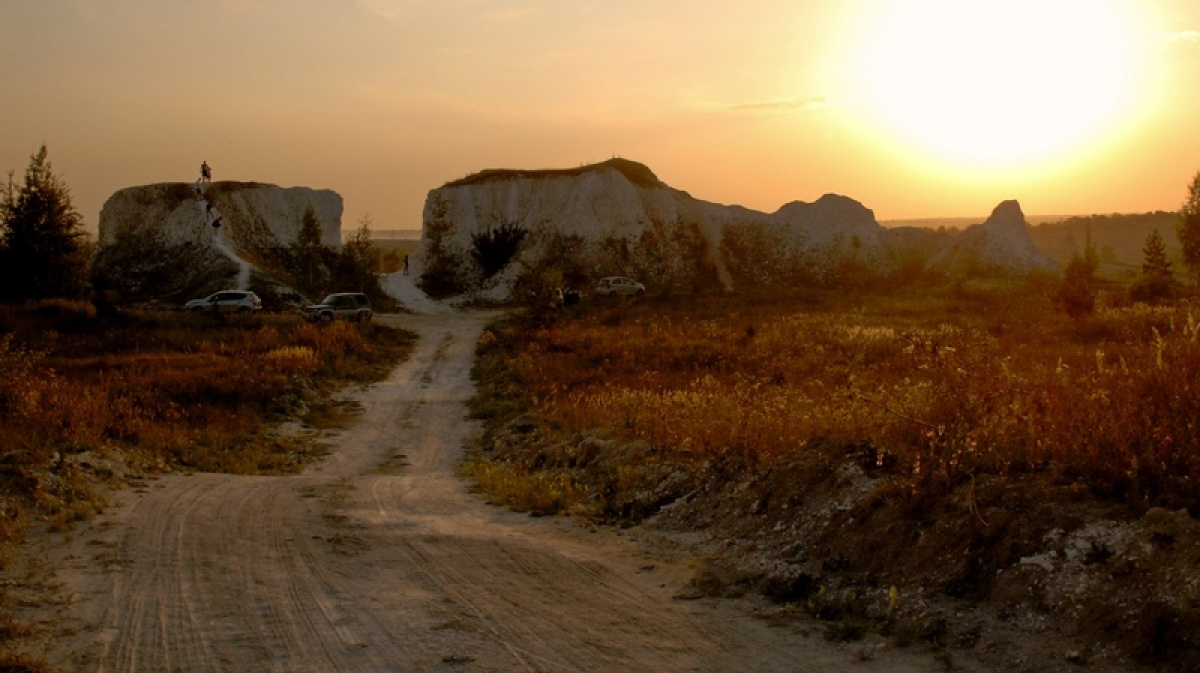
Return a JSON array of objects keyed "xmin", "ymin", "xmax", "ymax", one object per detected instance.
[
  {"xmin": 1162, "ymin": 29, "xmax": 1200, "ymax": 44},
  {"xmin": 355, "ymin": 0, "xmax": 409, "ymax": 22},
  {"xmin": 729, "ymin": 97, "xmax": 829, "ymax": 113},
  {"xmin": 482, "ymin": 5, "xmax": 543, "ymax": 22}
]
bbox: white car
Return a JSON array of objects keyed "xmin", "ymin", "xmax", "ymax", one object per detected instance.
[
  {"xmin": 595, "ymin": 276, "xmax": 645, "ymax": 297},
  {"xmin": 185, "ymin": 290, "xmax": 262, "ymax": 314}
]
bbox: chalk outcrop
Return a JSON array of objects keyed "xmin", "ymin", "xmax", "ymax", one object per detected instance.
[
  {"xmin": 772, "ymin": 194, "xmax": 882, "ymax": 250},
  {"xmin": 94, "ymin": 181, "xmax": 342, "ymax": 301},
  {"xmin": 426, "ymin": 159, "xmax": 879, "ymax": 255},
  {"xmin": 928, "ymin": 200, "xmax": 1057, "ymax": 273},
  {"xmin": 422, "ymin": 159, "xmax": 892, "ymax": 296},
  {"xmin": 99, "ymin": 181, "xmax": 342, "ymax": 250}
]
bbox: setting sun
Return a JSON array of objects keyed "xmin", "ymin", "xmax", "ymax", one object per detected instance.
[{"xmin": 849, "ymin": 0, "xmax": 1148, "ymax": 167}]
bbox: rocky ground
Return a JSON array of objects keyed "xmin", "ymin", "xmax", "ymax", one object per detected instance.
[{"xmin": 484, "ymin": 418, "xmax": 1200, "ymax": 673}]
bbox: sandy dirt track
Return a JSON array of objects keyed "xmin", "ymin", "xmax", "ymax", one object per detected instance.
[{"xmin": 33, "ymin": 311, "xmax": 948, "ymax": 672}]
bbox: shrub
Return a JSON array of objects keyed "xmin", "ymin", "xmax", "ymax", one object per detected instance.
[{"xmin": 471, "ymin": 221, "xmax": 528, "ymax": 278}]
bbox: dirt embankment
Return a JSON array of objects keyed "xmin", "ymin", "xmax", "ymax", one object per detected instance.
[
  {"xmin": 481, "ymin": 416, "xmax": 1200, "ymax": 673},
  {"xmin": 5, "ymin": 311, "xmax": 951, "ymax": 672}
]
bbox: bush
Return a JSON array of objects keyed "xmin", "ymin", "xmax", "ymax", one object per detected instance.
[{"xmin": 471, "ymin": 221, "xmax": 527, "ymax": 278}]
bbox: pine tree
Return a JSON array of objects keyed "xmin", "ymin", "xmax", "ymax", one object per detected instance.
[
  {"xmin": 290, "ymin": 203, "xmax": 328, "ymax": 299},
  {"xmin": 338, "ymin": 215, "xmax": 383, "ymax": 294},
  {"xmin": 1131, "ymin": 229, "xmax": 1176, "ymax": 303},
  {"xmin": 0, "ymin": 146, "xmax": 89, "ymax": 301},
  {"xmin": 1179, "ymin": 171, "xmax": 1200, "ymax": 283},
  {"xmin": 1141, "ymin": 229, "xmax": 1173, "ymax": 279}
]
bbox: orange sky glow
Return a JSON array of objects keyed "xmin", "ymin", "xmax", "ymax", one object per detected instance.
[{"xmin": 2, "ymin": 0, "xmax": 1198, "ymax": 233}]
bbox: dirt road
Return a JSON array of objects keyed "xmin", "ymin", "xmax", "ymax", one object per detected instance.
[{"xmin": 31, "ymin": 312, "xmax": 947, "ymax": 672}]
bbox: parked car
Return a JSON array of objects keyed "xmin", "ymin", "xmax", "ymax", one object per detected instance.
[
  {"xmin": 595, "ymin": 276, "xmax": 645, "ymax": 297},
  {"xmin": 184, "ymin": 290, "xmax": 262, "ymax": 314},
  {"xmin": 302, "ymin": 293, "xmax": 373, "ymax": 323}
]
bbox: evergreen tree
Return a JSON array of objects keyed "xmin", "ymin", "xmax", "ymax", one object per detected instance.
[
  {"xmin": 290, "ymin": 203, "xmax": 328, "ymax": 299},
  {"xmin": 336, "ymin": 215, "xmax": 385, "ymax": 297},
  {"xmin": 1179, "ymin": 171, "xmax": 1200, "ymax": 283},
  {"xmin": 1131, "ymin": 229, "xmax": 1175, "ymax": 302},
  {"xmin": 418, "ymin": 197, "xmax": 467, "ymax": 298},
  {"xmin": 1141, "ymin": 229, "xmax": 1173, "ymax": 279},
  {"xmin": 0, "ymin": 146, "xmax": 89, "ymax": 301}
]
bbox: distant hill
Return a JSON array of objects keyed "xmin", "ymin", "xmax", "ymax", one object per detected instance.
[
  {"xmin": 885, "ymin": 211, "xmax": 1185, "ymax": 277},
  {"xmin": 881, "ymin": 215, "xmax": 1069, "ymax": 230},
  {"xmin": 1030, "ymin": 211, "xmax": 1182, "ymax": 275}
]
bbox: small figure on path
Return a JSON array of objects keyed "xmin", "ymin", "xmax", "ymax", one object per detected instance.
[
  {"xmin": 403, "ymin": 254, "xmax": 410, "ymax": 275},
  {"xmin": 200, "ymin": 161, "xmax": 211, "ymax": 183}
]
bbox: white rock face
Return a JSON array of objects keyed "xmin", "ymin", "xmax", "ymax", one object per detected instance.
[
  {"xmin": 423, "ymin": 159, "xmax": 883, "ymax": 292},
  {"xmin": 772, "ymin": 193, "xmax": 883, "ymax": 250},
  {"xmin": 422, "ymin": 159, "xmax": 1056, "ymax": 296},
  {"xmin": 425, "ymin": 160, "xmax": 876, "ymax": 253},
  {"xmin": 932, "ymin": 200, "xmax": 1057, "ymax": 272},
  {"xmin": 99, "ymin": 182, "xmax": 342, "ymax": 250}
]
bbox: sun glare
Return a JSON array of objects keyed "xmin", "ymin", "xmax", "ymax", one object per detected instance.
[{"xmin": 849, "ymin": 0, "xmax": 1147, "ymax": 167}]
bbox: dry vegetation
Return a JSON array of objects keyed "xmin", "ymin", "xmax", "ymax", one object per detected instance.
[
  {"xmin": 473, "ymin": 280, "xmax": 1199, "ymax": 509},
  {"xmin": 467, "ymin": 279, "xmax": 1200, "ymax": 669},
  {"xmin": 0, "ymin": 300, "xmax": 414, "ymax": 559}
]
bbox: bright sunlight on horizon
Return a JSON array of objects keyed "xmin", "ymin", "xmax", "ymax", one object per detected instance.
[
  {"xmin": 1, "ymin": 0, "xmax": 1198, "ymax": 229},
  {"xmin": 846, "ymin": 0, "xmax": 1151, "ymax": 170}
]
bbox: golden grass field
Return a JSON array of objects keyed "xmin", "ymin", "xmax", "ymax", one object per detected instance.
[
  {"xmin": 469, "ymin": 278, "xmax": 1199, "ymax": 514},
  {"xmin": 0, "ymin": 300, "xmax": 415, "ymax": 560}
]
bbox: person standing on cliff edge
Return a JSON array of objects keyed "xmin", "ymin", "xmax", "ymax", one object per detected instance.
[{"xmin": 200, "ymin": 161, "xmax": 211, "ymax": 183}]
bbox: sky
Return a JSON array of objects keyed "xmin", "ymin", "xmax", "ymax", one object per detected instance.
[{"xmin": 2, "ymin": 0, "xmax": 1199, "ymax": 235}]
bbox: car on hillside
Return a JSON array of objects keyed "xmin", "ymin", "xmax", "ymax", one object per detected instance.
[
  {"xmin": 184, "ymin": 290, "xmax": 262, "ymax": 314},
  {"xmin": 302, "ymin": 293, "xmax": 373, "ymax": 323},
  {"xmin": 595, "ymin": 276, "xmax": 645, "ymax": 298}
]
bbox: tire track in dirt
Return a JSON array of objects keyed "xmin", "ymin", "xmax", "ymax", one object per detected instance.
[{"xmin": 38, "ymin": 311, "xmax": 949, "ymax": 672}]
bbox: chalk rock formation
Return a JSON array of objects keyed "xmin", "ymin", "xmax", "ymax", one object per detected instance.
[
  {"xmin": 772, "ymin": 193, "xmax": 883, "ymax": 250},
  {"xmin": 421, "ymin": 158, "xmax": 1059, "ymax": 298},
  {"xmin": 94, "ymin": 181, "xmax": 342, "ymax": 302},
  {"xmin": 427, "ymin": 159, "xmax": 877, "ymax": 252},
  {"xmin": 932, "ymin": 200, "xmax": 1057, "ymax": 272},
  {"xmin": 422, "ymin": 158, "xmax": 883, "ymax": 296},
  {"xmin": 99, "ymin": 181, "xmax": 342, "ymax": 250}
]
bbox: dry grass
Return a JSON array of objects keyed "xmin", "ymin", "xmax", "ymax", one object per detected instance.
[
  {"xmin": 458, "ymin": 458, "xmax": 588, "ymax": 516},
  {"xmin": 0, "ymin": 303, "xmax": 415, "ymax": 563},
  {"xmin": 470, "ymin": 281, "xmax": 1200, "ymax": 510}
]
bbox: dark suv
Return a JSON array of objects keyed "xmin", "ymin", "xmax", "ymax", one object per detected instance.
[{"xmin": 302, "ymin": 293, "xmax": 373, "ymax": 323}]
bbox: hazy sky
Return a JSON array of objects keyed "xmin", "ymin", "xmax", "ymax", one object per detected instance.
[{"xmin": 2, "ymin": 0, "xmax": 1199, "ymax": 234}]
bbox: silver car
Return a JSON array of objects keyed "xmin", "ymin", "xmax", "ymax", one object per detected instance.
[
  {"xmin": 595, "ymin": 276, "xmax": 645, "ymax": 297},
  {"xmin": 185, "ymin": 290, "xmax": 262, "ymax": 314}
]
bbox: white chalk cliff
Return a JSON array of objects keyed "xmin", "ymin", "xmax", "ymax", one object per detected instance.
[
  {"xmin": 927, "ymin": 200, "xmax": 1058, "ymax": 273},
  {"xmin": 99, "ymin": 181, "xmax": 342, "ymax": 250},
  {"xmin": 422, "ymin": 159, "xmax": 1051, "ymax": 294},
  {"xmin": 94, "ymin": 181, "xmax": 343, "ymax": 300},
  {"xmin": 425, "ymin": 159, "xmax": 879, "ymax": 256}
]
